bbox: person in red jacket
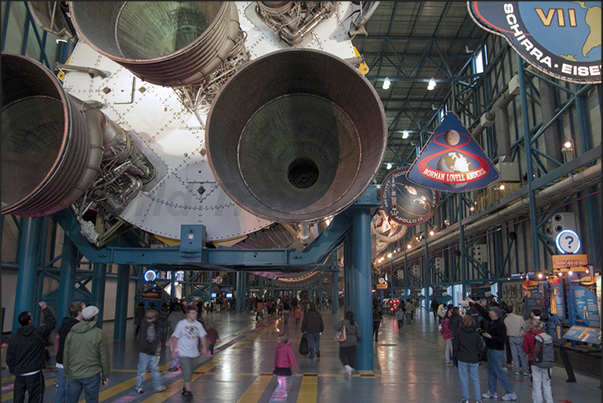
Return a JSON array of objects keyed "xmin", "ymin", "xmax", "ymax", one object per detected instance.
[
  {"xmin": 273, "ymin": 333, "xmax": 299, "ymax": 395},
  {"xmin": 439, "ymin": 308, "xmax": 453, "ymax": 365},
  {"xmin": 522, "ymin": 317, "xmax": 553, "ymax": 403}
]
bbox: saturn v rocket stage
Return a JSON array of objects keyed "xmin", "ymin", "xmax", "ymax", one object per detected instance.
[{"xmin": 1, "ymin": 1, "xmax": 385, "ymax": 248}]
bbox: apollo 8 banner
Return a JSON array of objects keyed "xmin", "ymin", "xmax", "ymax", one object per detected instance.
[
  {"xmin": 407, "ymin": 113, "xmax": 499, "ymax": 193},
  {"xmin": 381, "ymin": 168, "xmax": 438, "ymax": 226},
  {"xmin": 468, "ymin": 1, "xmax": 601, "ymax": 84}
]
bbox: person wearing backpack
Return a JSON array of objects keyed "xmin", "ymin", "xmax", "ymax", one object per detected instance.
[{"xmin": 522, "ymin": 317, "xmax": 554, "ymax": 403}]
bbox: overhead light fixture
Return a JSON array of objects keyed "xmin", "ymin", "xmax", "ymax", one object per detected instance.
[
  {"xmin": 402, "ymin": 130, "xmax": 409, "ymax": 139},
  {"xmin": 407, "ymin": 244, "xmax": 412, "ymax": 249},
  {"xmin": 562, "ymin": 140, "xmax": 574, "ymax": 151},
  {"xmin": 387, "ymin": 253, "xmax": 392, "ymax": 258},
  {"xmin": 427, "ymin": 78, "xmax": 436, "ymax": 90},
  {"xmin": 470, "ymin": 206, "xmax": 475, "ymax": 212},
  {"xmin": 386, "ymin": 162, "xmax": 392, "ymax": 169},
  {"xmin": 376, "ymin": 184, "xmax": 381, "ymax": 189},
  {"xmin": 429, "ymin": 230, "xmax": 435, "ymax": 236},
  {"xmin": 383, "ymin": 77, "xmax": 391, "ymax": 90},
  {"xmin": 499, "ymin": 184, "xmax": 505, "ymax": 190}
]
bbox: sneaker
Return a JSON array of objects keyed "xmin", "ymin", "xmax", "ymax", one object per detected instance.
[
  {"xmin": 461, "ymin": 400, "xmax": 469, "ymax": 403},
  {"xmin": 344, "ymin": 365, "xmax": 353, "ymax": 375},
  {"xmin": 514, "ymin": 372, "xmax": 520, "ymax": 376},
  {"xmin": 168, "ymin": 366, "xmax": 178, "ymax": 372},
  {"xmin": 523, "ymin": 372, "xmax": 531, "ymax": 377},
  {"xmin": 501, "ymin": 393, "xmax": 517, "ymax": 401},
  {"xmin": 502, "ymin": 366, "xmax": 508, "ymax": 371},
  {"xmin": 482, "ymin": 391, "xmax": 498, "ymax": 399},
  {"xmin": 316, "ymin": 352, "xmax": 320, "ymax": 358},
  {"xmin": 154, "ymin": 385, "xmax": 166, "ymax": 392},
  {"xmin": 135, "ymin": 389, "xmax": 144, "ymax": 394}
]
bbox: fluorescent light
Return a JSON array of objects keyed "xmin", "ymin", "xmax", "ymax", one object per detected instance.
[
  {"xmin": 386, "ymin": 163, "xmax": 392, "ymax": 169},
  {"xmin": 427, "ymin": 78, "xmax": 436, "ymax": 90},
  {"xmin": 383, "ymin": 77, "xmax": 391, "ymax": 90},
  {"xmin": 402, "ymin": 130, "xmax": 409, "ymax": 139}
]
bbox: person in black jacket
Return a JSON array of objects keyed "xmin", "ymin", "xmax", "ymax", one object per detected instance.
[
  {"xmin": 134, "ymin": 309, "xmax": 166, "ymax": 394},
  {"xmin": 301, "ymin": 303, "xmax": 324, "ymax": 359},
  {"xmin": 54, "ymin": 301, "xmax": 85, "ymax": 403},
  {"xmin": 6, "ymin": 301, "xmax": 56, "ymax": 403},
  {"xmin": 453, "ymin": 315, "xmax": 483, "ymax": 403},
  {"xmin": 466, "ymin": 297, "xmax": 517, "ymax": 401}
]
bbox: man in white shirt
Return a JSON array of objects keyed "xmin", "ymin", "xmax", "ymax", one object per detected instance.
[
  {"xmin": 171, "ymin": 305, "xmax": 208, "ymax": 400},
  {"xmin": 503, "ymin": 305, "xmax": 529, "ymax": 377}
]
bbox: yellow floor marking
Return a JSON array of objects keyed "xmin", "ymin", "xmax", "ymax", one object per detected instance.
[
  {"xmin": 236, "ymin": 374, "xmax": 273, "ymax": 403},
  {"xmin": 94, "ymin": 360, "xmax": 174, "ymax": 402},
  {"xmin": 296, "ymin": 374, "xmax": 318, "ymax": 403},
  {"xmin": 139, "ymin": 356, "xmax": 224, "ymax": 403}
]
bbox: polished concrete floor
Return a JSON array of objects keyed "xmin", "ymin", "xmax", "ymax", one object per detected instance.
[{"xmin": 1, "ymin": 308, "xmax": 600, "ymax": 402}]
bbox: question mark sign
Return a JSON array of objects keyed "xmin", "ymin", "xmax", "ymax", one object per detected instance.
[{"xmin": 565, "ymin": 236, "xmax": 573, "ymax": 250}]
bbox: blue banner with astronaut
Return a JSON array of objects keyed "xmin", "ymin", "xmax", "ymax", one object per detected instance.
[
  {"xmin": 381, "ymin": 168, "xmax": 438, "ymax": 226},
  {"xmin": 468, "ymin": 2, "xmax": 601, "ymax": 84},
  {"xmin": 407, "ymin": 113, "xmax": 499, "ymax": 192}
]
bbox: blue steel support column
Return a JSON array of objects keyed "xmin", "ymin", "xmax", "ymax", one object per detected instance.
[
  {"xmin": 459, "ymin": 202, "xmax": 467, "ymax": 296},
  {"xmin": 344, "ymin": 235, "xmax": 353, "ymax": 314},
  {"xmin": 91, "ymin": 263, "xmax": 107, "ymax": 328},
  {"xmin": 331, "ymin": 269, "xmax": 339, "ymax": 314},
  {"xmin": 57, "ymin": 233, "xmax": 78, "ymax": 325},
  {"xmin": 114, "ymin": 264, "xmax": 130, "ymax": 340},
  {"xmin": 424, "ymin": 222, "xmax": 430, "ymax": 305},
  {"xmin": 13, "ymin": 217, "xmax": 43, "ymax": 331},
  {"xmin": 517, "ymin": 54, "xmax": 541, "ymax": 273},
  {"xmin": 574, "ymin": 86, "xmax": 600, "ymax": 267},
  {"xmin": 352, "ymin": 209, "xmax": 373, "ymax": 371},
  {"xmin": 236, "ymin": 271, "xmax": 247, "ymax": 314},
  {"xmin": 403, "ymin": 248, "xmax": 408, "ymax": 295}
]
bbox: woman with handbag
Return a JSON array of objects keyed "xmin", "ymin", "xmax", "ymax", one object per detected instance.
[{"xmin": 333, "ymin": 311, "xmax": 360, "ymax": 376}]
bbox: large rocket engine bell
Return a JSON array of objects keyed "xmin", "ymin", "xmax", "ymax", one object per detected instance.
[
  {"xmin": 69, "ymin": 1, "xmax": 241, "ymax": 87},
  {"xmin": 205, "ymin": 49, "xmax": 387, "ymax": 223},
  {"xmin": 1, "ymin": 54, "xmax": 155, "ymax": 228}
]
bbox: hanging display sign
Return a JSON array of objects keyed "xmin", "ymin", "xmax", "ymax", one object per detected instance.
[
  {"xmin": 552, "ymin": 254, "xmax": 588, "ymax": 269},
  {"xmin": 468, "ymin": 2, "xmax": 601, "ymax": 84},
  {"xmin": 371, "ymin": 209, "xmax": 408, "ymax": 246},
  {"xmin": 381, "ymin": 168, "xmax": 438, "ymax": 225},
  {"xmin": 407, "ymin": 113, "xmax": 499, "ymax": 193},
  {"xmin": 555, "ymin": 229, "xmax": 581, "ymax": 254},
  {"xmin": 524, "ymin": 280, "xmax": 549, "ymax": 320}
]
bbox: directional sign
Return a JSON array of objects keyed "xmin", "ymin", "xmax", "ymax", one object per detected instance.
[{"xmin": 556, "ymin": 229, "xmax": 581, "ymax": 254}]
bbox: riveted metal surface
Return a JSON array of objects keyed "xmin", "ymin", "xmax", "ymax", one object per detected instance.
[{"xmin": 60, "ymin": 1, "xmax": 363, "ymax": 240}]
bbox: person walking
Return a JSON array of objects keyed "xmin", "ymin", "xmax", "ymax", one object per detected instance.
[
  {"xmin": 64, "ymin": 306, "xmax": 110, "ymax": 403},
  {"xmin": 504, "ymin": 305, "xmax": 529, "ymax": 377},
  {"xmin": 405, "ymin": 299, "xmax": 415, "ymax": 324},
  {"xmin": 206, "ymin": 323, "xmax": 219, "ymax": 355},
  {"xmin": 334, "ymin": 311, "xmax": 361, "ymax": 375},
  {"xmin": 396, "ymin": 305, "xmax": 405, "ymax": 330},
  {"xmin": 283, "ymin": 300, "xmax": 291, "ymax": 324},
  {"xmin": 294, "ymin": 307, "xmax": 302, "ymax": 326},
  {"xmin": 301, "ymin": 302, "xmax": 324, "ymax": 359},
  {"xmin": 54, "ymin": 301, "xmax": 85, "ymax": 403},
  {"xmin": 466, "ymin": 297, "xmax": 517, "ymax": 401},
  {"xmin": 437, "ymin": 302, "xmax": 445, "ymax": 324},
  {"xmin": 449, "ymin": 306, "xmax": 462, "ymax": 342},
  {"xmin": 134, "ymin": 309, "xmax": 166, "ymax": 394},
  {"xmin": 439, "ymin": 308, "xmax": 453, "ymax": 365},
  {"xmin": 273, "ymin": 333, "xmax": 298, "ymax": 395},
  {"xmin": 157, "ymin": 303, "xmax": 170, "ymax": 350},
  {"xmin": 171, "ymin": 305, "xmax": 208, "ymax": 400},
  {"xmin": 431, "ymin": 298, "xmax": 440, "ymax": 320},
  {"xmin": 256, "ymin": 298, "xmax": 264, "ymax": 322},
  {"xmin": 6, "ymin": 301, "xmax": 56, "ymax": 403},
  {"xmin": 372, "ymin": 303, "xmax": 383, "ymax": 342},
  {"xmin": 453, "ymin": 315, "xmax": 483, "ymax": 403},
  {"xmin": 522, "ymin": 318, "xmax": 554, "ymax": 403}
]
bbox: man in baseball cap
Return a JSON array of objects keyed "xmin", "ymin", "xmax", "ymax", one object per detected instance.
[{"xmin": 63, "ymin": 305, "xmax": 110, "ymax": 403}]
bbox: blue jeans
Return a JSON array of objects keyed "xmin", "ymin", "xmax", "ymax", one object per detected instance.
[
  {"xmin": 458, "ymin": 361, "xmax": 481, "ymax": 401},
  {"xmin": 136, "ymin": 352, "xmax": 163, "ymax": 390},
  {"xmin": 55, "ymin": 366, "xmax": 68, "ymax": 403},
  {"xmin": 307, "ymin": 332, "xmax": 321, "ymax": 357},
  {"xmin": 487, "ymin": 348, "xmax": 514, "ymax": 395},
  {"xmin": 66, "ymin": 373, "xmax": 101, "ymax": 403}
]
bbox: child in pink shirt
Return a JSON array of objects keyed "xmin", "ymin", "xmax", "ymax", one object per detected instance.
[{"xmin": 273, "ymin": 333, "xmax": 298, "ymax": 395}]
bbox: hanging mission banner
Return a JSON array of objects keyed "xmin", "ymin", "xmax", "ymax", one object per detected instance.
[
  {"xmin": 381, "ymin": 168, "xmax": 438, "ymax": 226},
  {"xmin": 407, "ymin": 113, "xmax": 499, "ymax": 193},
  {"xmin": 468, "ymin": 1, "xmax": 601, "ymax": 84}
]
